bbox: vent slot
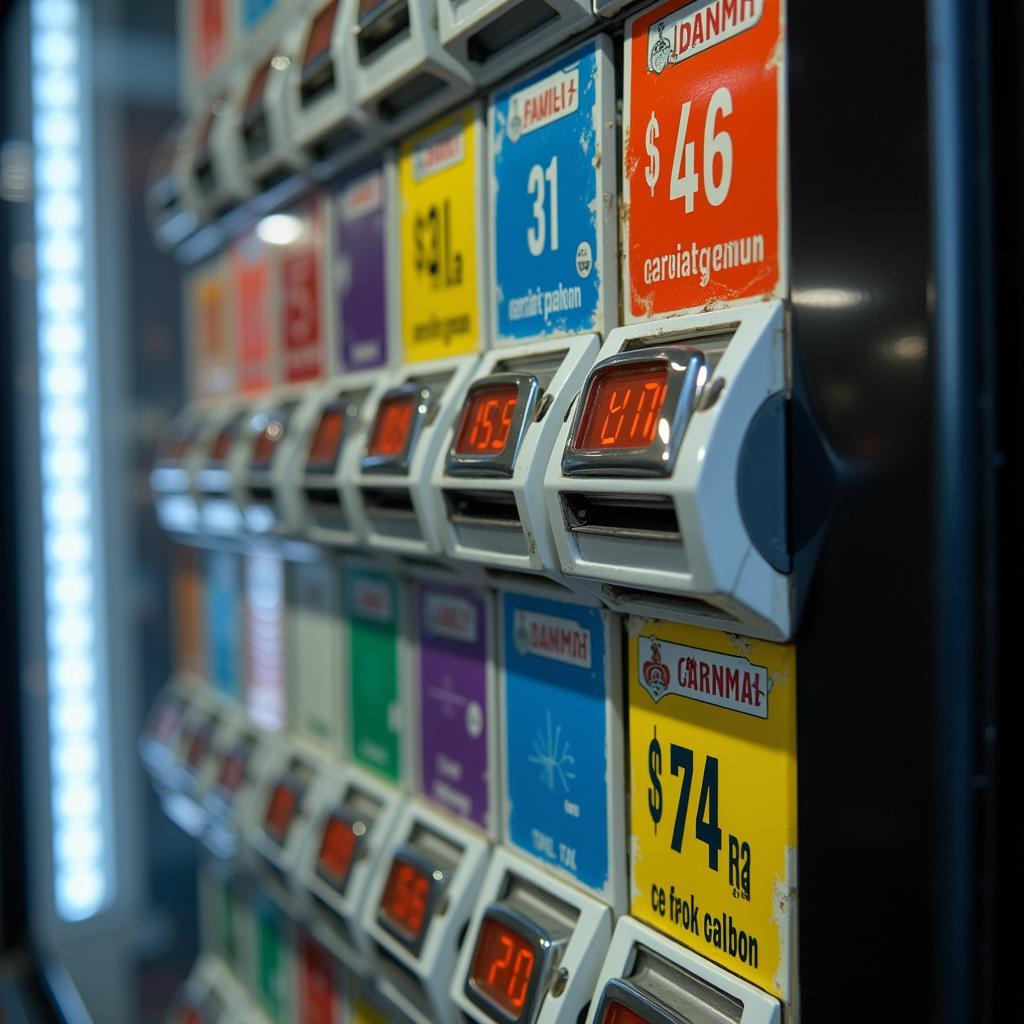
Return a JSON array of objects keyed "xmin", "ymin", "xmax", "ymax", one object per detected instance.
[
  {"xmin": 376, "ymin": 944, "xmax": 427, "ymax": 1004},
  {"xmin": 466, "ymin": 0, "xmax": 557, "ymax": 63},
  {"xmin": 249, "ymin": 485, "xmax": 274, "ymax": 504},
  {"xmin": 312, "ymin": 123, "xmax": 363, "ymax": 164},
  {"xmin": 301, "ymin": 61, "xmax": 336, "ymax": 107},
  {"xmin": 363, "ymin": 487, "xmax": 415, "ymax": 518},
  {"xmin": 601, "ymin": 585, "xmax": 739, "ymax": 626},
  {"xmin": 195, "ymin": 155, "xmax": 215, "ymax": 196},
  {"xmin": 243, "ymin": 116, "xmax": 270, "ymax": 161},
  {"xmin": 378, "ymin": 71, "xmax": 446, "ymax": 121},
  {"xmin": 562, "ymin": 492, "xmax": 680, "ymax": 541},
  {"xmin": 445, "ymin": 489, "xmax": 521, "ymax": 527},
  {"xmin": 314, "ymin": 893, "xmax": 355, "ymax": 949}
]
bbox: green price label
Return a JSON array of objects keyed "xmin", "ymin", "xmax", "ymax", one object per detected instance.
[{"xmin": 347, "ymin": 570, "xmax": 402, "ymax": 782}]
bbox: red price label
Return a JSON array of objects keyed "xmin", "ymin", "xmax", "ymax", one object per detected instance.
[
  {"xmin": 281, "ymin": 206, "xmax": 325, "ymax": 384},
  {"xmin": 300, "ymin": 935, "xmax": 336, "ymax": 1024},
  {"xmin": 624, "ymin": 0, "xmax": 783, "ymax": 319},
  {"xmin": 233, "ymin": 234, "xmax": 272, "ymax": 394},
  {"xmin": 196, "ymin": 0, "xmax": 227, "ymax": 79}
]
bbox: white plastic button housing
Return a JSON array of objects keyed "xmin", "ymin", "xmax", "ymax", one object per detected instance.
[
  {"xmin": 345, "ymin": 355, "xmax": 481, "ymax": 558},
  {"xmin": 437, "ymin": 0, "xmax": 594, "ymax": 87},
  {"xmin": 284, "ymin": 0, "xmax": 380, "ymax": 181},
  {"xmin": 362, "ymin": 799, "xmax": 491, "ymax": 1024},
  {"xmin": 584, "ymin": 916, "xmax": 782, "ymax": 1024},
  {"xmin": 452, "ymin": 847, "xmax": 612, "ymax": 1024},
  {"xmin": 544, "ymin": 303, "xmax": 792, "ymax": 641},
  {"xmin": 429, "ymin": 337, "xmax": 599, "ymax": 583}
]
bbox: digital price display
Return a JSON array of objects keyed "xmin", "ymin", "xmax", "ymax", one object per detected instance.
[
  {"xmin": 152, "ymin": 698, "xmax": 183, "ymax": 744},
  {"xmin": 454, "ymin": 383, "xmax": 519, "ymax": 455},
  {"xmin": 316, "ymin": 812, "xmax": 362, "ymax": 893},
  {"xmin": 303, "ymin": 1, "xmax": 338, "ymax": 70},
  {"xmin": 184, "ymin": 724, "xmax": 212, "ymax": 769},
  {"xmin": 599, "ymin": 1001, "xmax": 650, "ymax": 1024},
  {"xmin": 216, "ymin": 748, "xmax": 247, "ymax": 796},
  {"xmin": 367, "ymin": 392, "xmax": 417, "ymax": 459},
  {"xmin": 378, "ymin": 853, "xmax": 441, "ymax": 948},
  {"xmin": 161, "ymin": 423, "xmax": 196, "ymax": 464},
  {"xmin": 574, "ymin": 362, "xmax": 668, "ymax": 451},
  {"xmin": 468, "ymin": 914, "xmax": 539, "ymax": 1019},
  {"xmin": 264, "ymin": 781, "xmax": 301, "ymax": 844},
  {"xmin": 208, "ymin": 421, "xmax": 237, "ymax": 464},
  {"xmin": 306, "ymin": 406, "xmax": 346, "ymax": 472},
  {"xmin": 251, "ymin": 411, "xmax": 290, "ymax": 470},
  {"xmin": 244, "ymin": 59, "xmax": 271, "ymax": 119}
]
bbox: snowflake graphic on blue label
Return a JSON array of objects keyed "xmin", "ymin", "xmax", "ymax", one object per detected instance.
[
  {"xmin": 502, "ymin": 591, "xmax": 609, "ymax": 892},
  {"xmin": 490, "ymin": 41, "xmax": 604, "ymax": 343}
]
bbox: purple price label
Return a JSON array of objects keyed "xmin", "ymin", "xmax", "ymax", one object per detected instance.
[
  {"xmin": 416, "ymin": 582, "xmax": 490, "ymax": 830},
  {"xmin": 333, "ymin": 163, "xmax": 389, "ymax": 371}
]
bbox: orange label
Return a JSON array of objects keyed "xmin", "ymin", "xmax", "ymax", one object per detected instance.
[
  {"xmin": 233, "ymin": 232, "xmax": 273, "ymax": 394},
  {"xmin": 173, "ymin": 546, "xmax": 205, "ymax": 678},
  {"xmin": 196, "ymin": 0, "xmax": 228, "ymax": 79},
  {"xmin": 624, "ymin": 0, "xmax": 783, "ymax": 319},
  {"xmin": 191, "ymin": 257, "xmax": 233, "ymax": 398}
]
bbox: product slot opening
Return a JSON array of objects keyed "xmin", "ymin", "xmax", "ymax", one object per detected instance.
[
  {"xmin": 562, "ymin": 492, "xmax": 680, "ymax": 541},
  {"xmin": 445, "ymin": 489, "xmax": 521, "ymax": 527}
]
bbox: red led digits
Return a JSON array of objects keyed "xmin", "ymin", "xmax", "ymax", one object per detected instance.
[
  {"xmin": 576, "ymin": 363, "xmax": 669, "ymax": 451},
  {"xmin": 307, "ymin": 408, "xmax": 345, "ymax": 468},
  {"xmin": 208, "ymin": 424, "xmax": 236, "ymax": 463},
  {"xmin": 252, "ymin": 416, "xmax": 286, "ymax": 468},
  {"xmin": 470, "ymin": 916, "xmax": 538, "ymax": 1017},
  {"xmin": 264, "ymin": 784, "xmax": 298, "ymax": 842},
  {"xmin": 217, "ymin": 750, "xmax": 246, "ymax": 795},
  {"xmin": 380, "ymin": 856, "xmax": 432, "ymax": 941},
  {"xmin": 303, "ymin": 1, "xmax": 338, "ymax": 68},
  {"xmin": 600, "ymin": 1002, "xmax": 651, "ymax": 1024},
  {"xmin": 184, "ymin": 727, "xmax": 209, "ymax": 768},
  {"xmin": 317, "ymin": 815, "xmax": 360, "ymax": 889},
  {"xmin": 368, "ymin": 393, "xmax": 416, "ymax": 457},
  {"xmin": 454, "ymin": 383, "xmax": 520, "ymax": 455}
]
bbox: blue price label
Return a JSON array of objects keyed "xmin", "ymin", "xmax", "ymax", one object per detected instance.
[
  {"xmin": 489, "ymin": 38, "xmax": 614, "ymax": 344},
  {"xmin": 207, "ymin": 549, "xmax": 242, "ymax": 700},
  {"xmin": 502, "ymin": 592, "xmax": 612, "ymax": 893},
  {"xmin": 242, "ymin": 0, "xmax": 277, "ymax": 29}
]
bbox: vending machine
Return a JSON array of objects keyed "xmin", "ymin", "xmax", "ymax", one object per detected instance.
[{"xmin": 136, "ymin": 0, "xmax": 990, "ymax": 1023}]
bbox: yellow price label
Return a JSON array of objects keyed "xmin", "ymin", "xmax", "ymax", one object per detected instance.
[
  {"xmin": 628, "ymin": 619, "xmax": 797, "ymax": 1001},
  {"xmin": 398, "ymin": 105, "xmax": 482, "ymax": 362}
]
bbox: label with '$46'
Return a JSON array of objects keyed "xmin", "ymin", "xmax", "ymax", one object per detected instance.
[
  {"xmin": 623, "ymin": 0, "xmax": 785, "ymax": 320},
  {"xmin": 628, "ymin": 618, "xmax": 797, "ymax": 1003}
]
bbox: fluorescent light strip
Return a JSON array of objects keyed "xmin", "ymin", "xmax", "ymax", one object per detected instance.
[{"xmin": 31, "ymin": 0, "xmax": 112, "ymax": 922}]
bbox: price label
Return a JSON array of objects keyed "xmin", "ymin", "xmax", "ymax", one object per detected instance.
[
  {"xmin": 232, "ymin": 231, "xmax": 273, "ymax": 394},
  {"xmin": 333, "ymin": 162, "xmax": 391, "ymax": 371},
  {"xmin": 280, "ymin": 202, "xmax": 327, "ymax": 383},
  {"xmin": 489, "ymin": 38, "xmax": 613, "ymax": 343},
  {"xmin": 190, "ymin": 258, "xmax": 233, "ymax": 398},
  {"xmin": 398, "ymin": 106, "xmax": 483, "ymax": 362},
  {"xmin": 628, "ymin": 619, "xmax": 796, "ymax": 1001},
  {"xmin": 623, "ymin": 0, "xmax": 784, "ymax": 319},
  {"xmin": 503, "ymin": 593, "xmax": 618, "ymax": 901},
  {"xmin": 195, "ymin": 0, "xmax": 228, "ymax": 79},
  {"xmin": 242, "ymin": 0, "xmax": 277, "ymax": 29},
  {"xmin": 300, "ymin": 934, "xmax": 337, "ymax": 1024},
  {"xmin": 347, "ymin": 569, "xmax": 403, "ymax": 783},
  {"xmin": 255, "ymin": 892, "xmax": 289, "ymax": 1020},
  {"xmin": 206, "ymin": 550, "xmax": 242, "ymax": 700},
  {"xmin": 245, "ymin": 551, "xmax": 286, "ymax": 733},
  {"xmin": 416, "ymin": 583, "xmax": 492, "ymax": 831},
  {"xmin": 173, "ymin": 547, "xmax": 205, "ymax": 677}
]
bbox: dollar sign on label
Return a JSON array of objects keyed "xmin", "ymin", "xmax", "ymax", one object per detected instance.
[
  {"xmin": 648, "ymin": 727, "xmax": 662, "ymax": 832},
  {"xmin": 645, "ymin": 111, "xmax": 660, "ymax": 197}
]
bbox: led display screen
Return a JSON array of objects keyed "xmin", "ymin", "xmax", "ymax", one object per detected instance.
[{"xmin": 574, "ymin": 363, "xmax": 669, "ymax": 451}]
